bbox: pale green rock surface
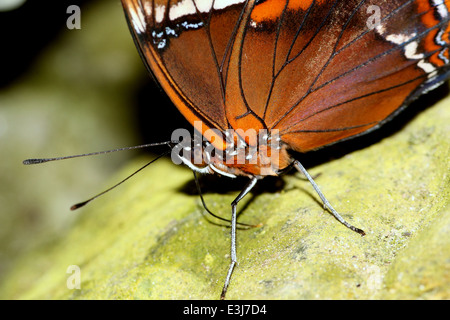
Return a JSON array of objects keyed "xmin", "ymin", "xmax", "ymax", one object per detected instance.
[
  {"xmin": 1, "ymin": 93, "xmax": 448, "ymax": 299},
  {"xmin": 0, "ymin": 0, "xmax": 143, "ymax": 281}
]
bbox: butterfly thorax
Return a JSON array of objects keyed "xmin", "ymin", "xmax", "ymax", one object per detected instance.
[{"xmin": 176, "ymin": 132, "xmax": 291, "ymax": 178}]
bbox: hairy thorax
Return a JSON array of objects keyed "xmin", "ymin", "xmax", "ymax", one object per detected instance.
[{"xmin": 177, "ymin": 132, "xmax": 292, "ymax": 178}]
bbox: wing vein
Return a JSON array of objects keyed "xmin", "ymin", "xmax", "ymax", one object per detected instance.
[
  {"xmin": 272, "ymin": 12, "xmax": 450, "ymax": 130},
  {"xmin": 270, "ymin": 0, "xmax": 366, "ymax": 130},
  {"xmin": 262, "ymin": 0, "xmax": 290, "ymax": 120}
]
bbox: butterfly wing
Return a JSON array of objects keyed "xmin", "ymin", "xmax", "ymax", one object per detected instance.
[
  {"xmin": 121, "ymin": 0, "xmax": 256, "ymax": 149},
  {"xmin": 122, "ymin": 0, "xmax": 450, "ymax": 154},
  {"xmin": 231, "ymin": 0, "xmax": 450, "ymax": 152}
]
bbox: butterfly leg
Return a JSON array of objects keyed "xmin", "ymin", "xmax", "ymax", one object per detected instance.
[
  {"xmin": 293, "ymin": 160, "xmax": 365, "ymax": 236},
  {"xmin": 193, "ymin": 171, "xmax": 259, "ymax": 228},
  {"xmin": 220, "ymin": 176, "xmax": 259, "ymax": 300}
]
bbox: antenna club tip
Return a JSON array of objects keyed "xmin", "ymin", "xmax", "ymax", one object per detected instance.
[
  {"xmin": 23, "ymin": 159, "xmax": 42, "ymax": 165},
  {"xmin": 71, "ymin": 203, "xmax": 85, "ymax": 211}
]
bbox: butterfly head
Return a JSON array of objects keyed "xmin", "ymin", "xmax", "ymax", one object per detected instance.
[{"xmin": 173, "ymin": 129, "xmax": 291, "ymax": 178}]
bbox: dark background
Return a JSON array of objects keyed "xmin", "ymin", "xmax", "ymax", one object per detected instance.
[{"xmin": 0, "ymin": 0, "xmax": 191, "ymax": 146}]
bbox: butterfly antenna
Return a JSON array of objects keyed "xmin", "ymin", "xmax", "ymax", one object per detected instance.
[
  {"xmin": 192, "ymin": 171, "xmax": 261, "ymax": 229},
  {"xmin": 71, "ymin": 150, "xmax": 171, "ymax": 210},
  {"xmin": 23, "ymin": 142, "xmax": 173, "ymax": 165}
]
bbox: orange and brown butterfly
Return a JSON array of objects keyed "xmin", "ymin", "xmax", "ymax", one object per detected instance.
[{"xmin": 120, "ymin": 0, "xmax": 450, "ymax": 298}]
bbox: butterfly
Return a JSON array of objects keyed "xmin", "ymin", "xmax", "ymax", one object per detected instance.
[{"xmin": 119, "ymin": 0, "xmax": 450, "ymax": 299}]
